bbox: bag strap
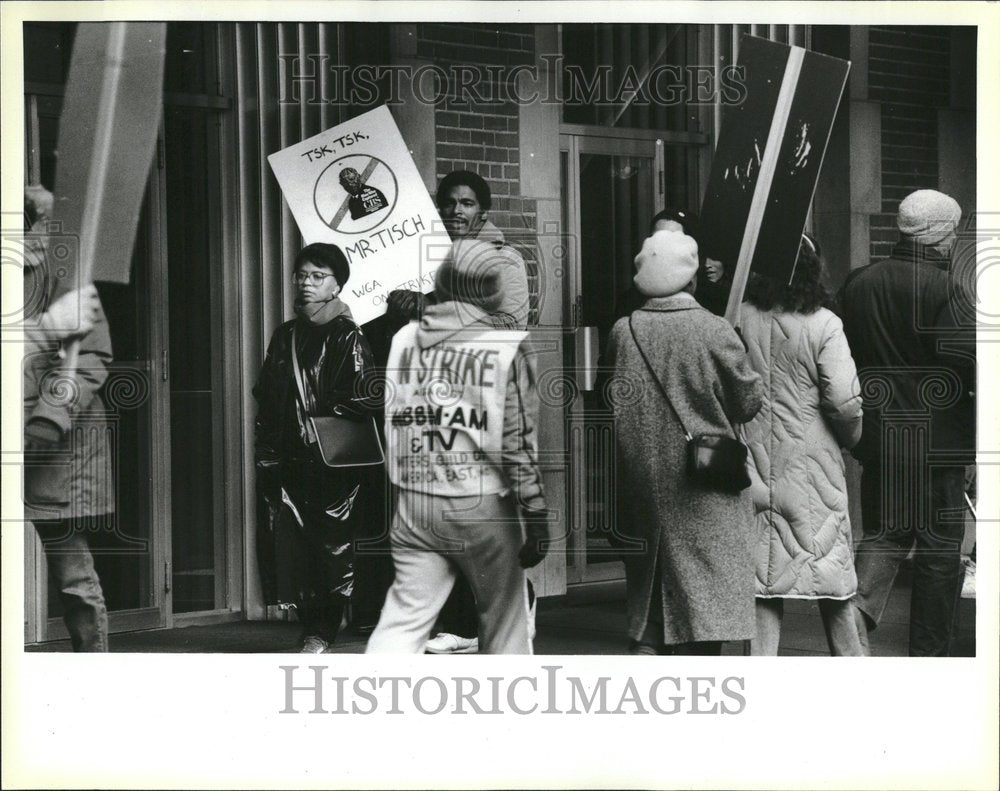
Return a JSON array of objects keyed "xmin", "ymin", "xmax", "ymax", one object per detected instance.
[
  {"xmin": 289, "ymin": 324, "xmax": 311, "ymax": 416},
  {"xmin": 628, "ymin": 315, "xmax": 692, "ymax": 441}
]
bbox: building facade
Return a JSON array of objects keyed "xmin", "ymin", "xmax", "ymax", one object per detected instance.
[{"xmin": 22, "ymin": 22, "xmax": 976, "ymax": 644}]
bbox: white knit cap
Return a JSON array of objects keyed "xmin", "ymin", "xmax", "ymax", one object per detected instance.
[
  {"xmin": 633, "ymin": 229, "xmax": 699, "ymax": 298},
  {"xmin": 897, "ymin": 189, "xmax": 961, "ymax": 245}
]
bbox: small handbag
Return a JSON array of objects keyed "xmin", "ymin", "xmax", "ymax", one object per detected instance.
[
  {"xmin": 628, "ymin": 316, "xmax": 751, "ymax": 494},
  {"xmin": 290, "ymin": 325, "xmax": 385, "ymax": 468}
]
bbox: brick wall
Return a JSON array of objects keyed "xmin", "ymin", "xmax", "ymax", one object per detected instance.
[
  {"xmin": 416, "ymin": 24, "xmax": 541, "ymax": 322},
  {"xmin": 868, "ymin": 26, "xmax": 952, "ymax": 262}
]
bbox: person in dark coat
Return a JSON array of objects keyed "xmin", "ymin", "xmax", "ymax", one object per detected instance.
[
  {"xmin": 23, "ymin": 184, "xmax": 113, "ymax": 652},
  {"xmin": 839, "ymin": 189, "xmax": 975, "ymax": 657},
  {"xmin": 254, "ymin": 242, "xmax": 380, "ymax": 653},
  {"xmin": 606, "ymin": 229, "xmax": 763, "ymax": 655}
]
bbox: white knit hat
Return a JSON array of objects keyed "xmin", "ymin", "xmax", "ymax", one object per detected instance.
[
  {"xmin": 633, "ymin": 229, "xmax": 700, "ymax": 298},
  {"xmin": 897, "ymin": 189, "xmax": 961, "ymax": 245}
]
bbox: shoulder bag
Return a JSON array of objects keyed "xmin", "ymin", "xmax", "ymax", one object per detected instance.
[
  {"xmin": 628, "ymin": 316, "xmax": 750, "ymax": 493},
  {"xmin": 291, "ymin": 325, "xmax": 384, "ymax": 468}
]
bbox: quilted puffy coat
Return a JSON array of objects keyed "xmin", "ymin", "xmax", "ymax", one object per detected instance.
[{"xmin": 741, "ymin": 303, "xmax": 863, "ymax": 599}]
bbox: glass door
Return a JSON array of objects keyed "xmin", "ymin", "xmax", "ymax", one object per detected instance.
[
  {"xmin": 163, "ymin": 100, "xmax": 230, "ymax": 615},
  {"xmin": 160, "ymin": 22, "xmax": 236, "ymax": 618},
  {"xmin": 561, "ymin": 133, "xmax": 663, "ymax": 585}
]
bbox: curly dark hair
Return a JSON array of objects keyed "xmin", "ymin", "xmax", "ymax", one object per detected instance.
[{"xmin": 745, "ymin": 233, "xmax": 831, "ymax": 314}]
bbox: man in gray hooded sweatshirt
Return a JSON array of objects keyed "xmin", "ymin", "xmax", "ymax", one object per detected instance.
[
  {"xmin": 382, "ymin": 169, "xmax": 535, "ymax": 653},
  {"xmin": 366, "ymin": 239, "xmax": 548, "ymax": 654}
]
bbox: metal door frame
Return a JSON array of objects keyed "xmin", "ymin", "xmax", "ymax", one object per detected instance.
[{"xmin": 560, "ymin": 131, "xmax": 663, "ymax": 585}]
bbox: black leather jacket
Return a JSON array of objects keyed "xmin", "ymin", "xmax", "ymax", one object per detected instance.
[{"xmin": 253, "ymin": 314, "xmax": 380, "ymax": 484}]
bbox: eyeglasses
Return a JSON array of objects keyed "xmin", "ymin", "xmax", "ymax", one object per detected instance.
[{"xmin": 292, "ymin": 271, "xmax": 337, "ymax": 285}]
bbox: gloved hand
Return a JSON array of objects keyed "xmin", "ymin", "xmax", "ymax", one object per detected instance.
[
  {"xmin": 39, "ymin": 284, "xmax": 102, "ymax": 340},
  {"xmin": 518, "ymin": 508, "xmax": 551, "ymax": 569},
  {"xmin": 24, "ymin": 417, "xmax": 64, "ymax": 450},
  {"xmin": 733, "ymin": 325, "xmax": 749, "ymax": 353},
  {"xmin": 386, "ymin": 289, "xmax": 427, "ymax": 322}
]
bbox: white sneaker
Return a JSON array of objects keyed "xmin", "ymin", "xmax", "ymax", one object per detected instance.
[
  {"xmin": 300, "ymin": 635, "xmax": 331, "ymax": 653},
  {"xmin": 961, "ymin": 560, "xmax": 976, "ymax": 599},
  {"xmin": 424, "ymin": 632, "xmax": 479, "ymax": 654}
]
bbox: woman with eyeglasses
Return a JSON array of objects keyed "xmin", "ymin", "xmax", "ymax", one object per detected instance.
[{"xmin": 253, "ymin": 243, "xmax": 380, "ymax": 653}]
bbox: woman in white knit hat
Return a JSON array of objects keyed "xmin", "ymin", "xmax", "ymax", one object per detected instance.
[{"xmin": 606, "ymin": 229, "xmax": 763, "ymax": 655}]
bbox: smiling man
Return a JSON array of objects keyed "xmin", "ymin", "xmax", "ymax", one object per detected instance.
[{"xmin": 386, "ymin": 170, "xmax": 530, "ymax": 330}]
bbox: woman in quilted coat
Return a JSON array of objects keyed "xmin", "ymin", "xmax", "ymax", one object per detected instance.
[{"xmin": 741, "ymin": 234, "xmax": 864, "ymax": 656}]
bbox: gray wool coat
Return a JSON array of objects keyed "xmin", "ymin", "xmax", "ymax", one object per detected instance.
[{"xmin": 607, "ymin": 293, "xmax": 763, "ymax": 645}]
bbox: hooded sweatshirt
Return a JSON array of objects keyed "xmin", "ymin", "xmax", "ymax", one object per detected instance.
[
  {"xmin": 474, "ymin": 220, "xmax": 531, "ymax": 330},
  {"xmin": 384, "ymin": 301, "xmax": 545, "ymax": 510}
]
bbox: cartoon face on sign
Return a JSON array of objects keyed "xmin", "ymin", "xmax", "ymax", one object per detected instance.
[{"xmin": 314, "ymin": 155, "xmax": 399, "ymax": 234}]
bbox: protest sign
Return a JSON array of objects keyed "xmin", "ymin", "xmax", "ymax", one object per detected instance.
[
  {"xmin": 50, "ymin": 22, "xmax": 167, "ymax": 295},
  {"xmin": 698, "ymin": 36, "xmax": 850, "ymax": 324},
  {"xmin": 268, "ymin": 105, "xmax": 449, "ymax": 325}
]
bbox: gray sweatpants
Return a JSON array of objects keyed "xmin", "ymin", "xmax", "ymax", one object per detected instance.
[{"xmin": 366, "ymin": 490, "xmax": 532, "ymax": 655}]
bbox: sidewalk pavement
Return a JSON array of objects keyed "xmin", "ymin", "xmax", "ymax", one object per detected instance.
[{"xmin": 26, "ymin": 563, "xmax": 975, "ymax": 655}]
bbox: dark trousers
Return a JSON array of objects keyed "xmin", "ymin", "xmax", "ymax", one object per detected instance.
[
  {"xmin": 36, "ymin": 520, "xmax": 109, "ymax": 652},
  {"xmin": 273, "ymin": 503, "xmax": 352, "ymax": 644},
  {"xmin": 660, "ymin": 641, "xmax": 723, "ymax": 656},
  {"xmin": 854, "ymin": 460, "xmax": 966, "ymax": 656}
]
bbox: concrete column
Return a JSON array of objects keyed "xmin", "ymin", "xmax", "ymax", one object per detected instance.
[
  {"xmin": 939, "ymin": 27, "xmax": 976, "ymax": 218},
  {"xmin": 388, "ymin": 24, "xmax": 437, "ymax": 193},
  {"xmin": 847, "ymin": 27, "xmax": 880, "ymax": 272},
  {"xmin": 519, "ymin": 24, "xmax": 567, "ymax": 597}
]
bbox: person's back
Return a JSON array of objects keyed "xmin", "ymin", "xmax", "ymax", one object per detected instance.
[
  {"xmin": 366, "ymin": 239, "xmax": 549, "ymax": 655},
  {"xmin": 737, "ymin": 234, "xmax": 865, "ymax": 656},
  {"xmin": 841, "ymin": 249, "xmax": 949, "ymax": 380},
  {"xmin": 840, "ymin": 237, "xmax": 971, "ymax": 460},
  {"xmin": 608, "ymin": 229, "xmax": 762, "ymax": 655},
  {"xmin": 840, "ymin": 188, "xmax": 974, "ymax": 658},
  {"xmin": 741, "ymin": 303, "xmax": 861, "ymax": 453}
]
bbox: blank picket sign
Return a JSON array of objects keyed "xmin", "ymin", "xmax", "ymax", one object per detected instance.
[
  {"xmin": 698, "ymin": 35, "xmax": 850, "ymax": 326},
  {"xmin": 49, "ymin": 22, "xmax": 167, "ymax": 296}
]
